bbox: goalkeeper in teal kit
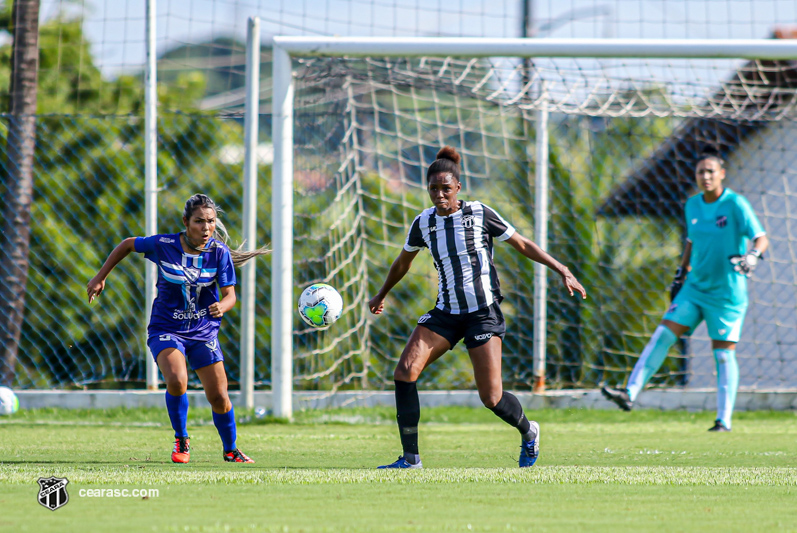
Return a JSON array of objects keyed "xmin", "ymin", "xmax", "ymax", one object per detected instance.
[{"xmin": 602, "ymin": 151, "xmax": 769, "ymax": 431}]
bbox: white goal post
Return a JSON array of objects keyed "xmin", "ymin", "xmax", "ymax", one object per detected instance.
[{"xmin": 268, "ymin": 36, "xmax": 797, "ymax": 419}]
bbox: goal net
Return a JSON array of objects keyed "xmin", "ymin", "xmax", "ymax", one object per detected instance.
[{"xmin": 287, "ymin": 47, "xmax": 797, "ymax": 394}]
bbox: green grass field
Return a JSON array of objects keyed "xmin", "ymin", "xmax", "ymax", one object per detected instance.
[{"xmin": 1, "ymin": 406, "xmax": 796, "ymax": 532}]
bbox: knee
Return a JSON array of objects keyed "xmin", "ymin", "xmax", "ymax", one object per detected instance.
[
  {"xmin": 205, "ymin": 389, "xmax": 231, "ymax": 412},
  {"xmin": 166, "ymin": 377, "xmax": 188, "ymax": 396},
  {"xmin": 394, "ymin": 361, "xmax": 421, "ymax": 382},
  {"xmin": 479, "ymin": 390, "xmax": 503, "ymax": 409}
]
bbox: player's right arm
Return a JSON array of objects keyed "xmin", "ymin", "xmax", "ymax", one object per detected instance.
[
  {"xmin": 670, "ymin": 241, "xmax": 692, "ymax": 301},
  {"xmin": 368, "ymin": 249, "xmax": 419, "ymax": 315},
  {"xmin": 86, "ymin": 237, "xmax": 137, "ymax": 303}
]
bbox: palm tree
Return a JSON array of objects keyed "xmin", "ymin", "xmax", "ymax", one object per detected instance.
[{"xmin": 1, "ymin": 0, "xmax": 39, "ymax": 386}]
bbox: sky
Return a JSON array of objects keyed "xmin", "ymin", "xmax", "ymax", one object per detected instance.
[{"xmin": 37, "ymin": 0, "xmax": 797, "ymax": 78}]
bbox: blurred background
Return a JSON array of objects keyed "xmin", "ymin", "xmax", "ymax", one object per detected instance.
[{"xmin": 2, "ymin": 0, "xmax": 797, "ymax": 396}]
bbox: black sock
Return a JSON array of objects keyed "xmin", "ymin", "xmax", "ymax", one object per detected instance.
[
  {"xmin": 488, "ymin": 391, "xmax": 531, "ymax": 436},
  {"xmin": 394, "ymin": 380, "xmax": 420, "ymax": 457}
]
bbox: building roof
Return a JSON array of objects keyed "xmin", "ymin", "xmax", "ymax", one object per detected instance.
[{"xmin": 599, "ymin": 28, "xmax": 797, "ymax": 218}]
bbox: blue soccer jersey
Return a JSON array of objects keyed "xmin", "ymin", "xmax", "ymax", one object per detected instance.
[
  {"xmin": 134, "ymin": 233, "xmax": 236, "ymax": 340},
  {"xmin": 683, "ymin": 188, "xmax": 765, "ymax": 307}
]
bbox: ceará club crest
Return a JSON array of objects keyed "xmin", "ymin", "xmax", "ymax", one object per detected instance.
[{"xmin": 462, "ymin": 215, "xmax": 475, "ymax": 228}]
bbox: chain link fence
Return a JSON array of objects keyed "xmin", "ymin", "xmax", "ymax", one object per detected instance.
[{"xmin": 3, "ymin": 54, "xmax": 797, "ymax": 392}]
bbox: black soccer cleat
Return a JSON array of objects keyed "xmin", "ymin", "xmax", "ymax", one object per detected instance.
[
  {"xmin": 601, "ymin": 386, "xmax": 634, "ymax": 411},
  {"xmin": 708, "ymin": 420, "xmax": 731, "ymax": 432}
]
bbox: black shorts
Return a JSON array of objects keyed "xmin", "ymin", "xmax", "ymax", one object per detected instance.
[{"xmin": 417, "ymin": 303, "xmax": 506, "ymax": 349}]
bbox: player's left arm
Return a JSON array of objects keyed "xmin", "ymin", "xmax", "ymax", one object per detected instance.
[
  {"xmin": 751, "ymin": 234, "xmax": 769, "ymax": 255},
  {"xmin": 209, "ymin": 248, "xmax": 237, "ymax": 317},
  {"xmin": 729, "ymin": 197, "xmax": 769, "ymax": 277},
  {"xmin": 505, "ymin": 233, "xmax": 587, "ymax": 299},
  {"xmin": 209, "ymin": 285, "xmax": 236, "ymax": 318}
]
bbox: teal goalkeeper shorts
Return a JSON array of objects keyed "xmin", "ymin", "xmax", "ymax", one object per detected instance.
[{"xmin": 663, "ymin": 287, "xmax": 747, "ymax": 342}]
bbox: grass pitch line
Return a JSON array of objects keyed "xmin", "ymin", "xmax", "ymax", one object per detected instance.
[{"xmin": 2, "ymin": 466, "xmax": 795, "ymax": 486}]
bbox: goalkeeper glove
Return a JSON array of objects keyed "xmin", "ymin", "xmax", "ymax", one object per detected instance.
[
  {"xmin": 730, "ymin": 249, "xmax": 763, "ymax": 278},
  {"xmin": 669, "ymin": 267, "xmax": 686, "ymax": 302}
]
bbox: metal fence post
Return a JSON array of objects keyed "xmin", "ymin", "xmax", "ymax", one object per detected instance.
[
  {"xmin": 532, "ymin": 84, "xmax": 549, "ymax": 393},
  {"xmin": 239, "ymin": 16, "xmax": 260, "ymax": 410},
  {"xmin": 144, "ymin": 0, "xmax": 159, "ymax": 391}
]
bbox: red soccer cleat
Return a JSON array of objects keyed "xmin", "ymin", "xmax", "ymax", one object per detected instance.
[
  {"xmin": 171, "ymin": 436, "xmax": 190, "ymax": 463},
  {"xmin": 223, "ymin": 449, "xmax": 254, "ymax": 463}
]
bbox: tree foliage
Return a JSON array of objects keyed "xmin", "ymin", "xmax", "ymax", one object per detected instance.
[{"xmin": 0, "ymin": 10, "xmax": 247, "ymax": 387}]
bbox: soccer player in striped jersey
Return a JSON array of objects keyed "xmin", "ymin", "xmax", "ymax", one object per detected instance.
[
  {"xmin": 369, "ymin": 146, "xmax": 587, "ymax": 468},
  {"xmin": 87, "ymin": 194, "xmax": 269, "ymax": 463},
  {"xmin": 602, "ymin": 151, "xmax": 768, "ymax": 432}
]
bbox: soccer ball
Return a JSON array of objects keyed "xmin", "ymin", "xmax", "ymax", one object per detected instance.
[
  {"xmin": 0, "ymin": 386, "xmax": 19, "ymax": 415},
  {"xmin": 298, "ymin": 283, "xmax": 343, "ymax": 328}
]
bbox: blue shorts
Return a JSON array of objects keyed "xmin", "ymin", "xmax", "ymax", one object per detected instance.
[
  {"xmin": 663, "ymin": 290, "xmax": 747, "ymax": 343},
  {"xmin": 147, "ymin": 333, "xmax": 224, "ymax": 370}
]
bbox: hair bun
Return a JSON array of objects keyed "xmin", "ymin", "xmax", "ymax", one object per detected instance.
[{"xmin": 436, "ymin": 146, "xmax": 461, "ymax": 165}]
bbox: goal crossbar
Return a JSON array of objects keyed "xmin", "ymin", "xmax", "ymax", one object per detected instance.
[
  {"xmin": 272, "ymin": 36, "xmax": 797, "ymax": 60},
  {"xmin": 269, "ymin": 36, "xmax": 797, "ymax": 419}
]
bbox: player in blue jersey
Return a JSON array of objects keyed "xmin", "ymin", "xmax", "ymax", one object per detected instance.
[
  {"xmin": 87, "ymin": 194, "xmax": 269, "ymax": 463},
  {"xmin": 602, "ymin": 151, "xmax": 769, "ymax": 431}
]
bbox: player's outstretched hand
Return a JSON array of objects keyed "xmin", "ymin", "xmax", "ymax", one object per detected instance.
[
  {"xmin": 730, "ymin": 250, "xmax": 762, "ymax": 278},
  {"xmin": 368, "ymin": 294, "xmax": 386, "ymax": 315},
  {"xmin": 561, "ymin": 267, "xmax": 587, "ymax": 299},
  {"xmin": 86, "ymin": 276, "xmax": 105, "ymax": 304}
]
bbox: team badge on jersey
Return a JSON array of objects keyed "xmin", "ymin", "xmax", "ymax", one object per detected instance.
[
  {"xmin": 716, "ymin": 215, "xmax": 728, "ymax": 228},
  {"xmin": 462, "ymin": 215, "xmax": 475, "ymax": 228},
  {"xmin": 205, "ymin": 339, "xmax": 219, "ymax": 352},
  {"xmin": 37, "ymin": 477, "xmax": 70, "ymax": 511}
]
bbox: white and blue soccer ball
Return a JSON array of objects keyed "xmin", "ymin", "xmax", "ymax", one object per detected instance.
[
  {"xmin": 0, "ymin": 386, "xmax": 19, "ymax": 416},
  {"xmin": 298, "ymin": 283, "xmax": 343, "ymax": 329}
]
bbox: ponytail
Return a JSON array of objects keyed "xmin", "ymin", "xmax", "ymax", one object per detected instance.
[
  {"xmin": 426, "ymin": 145, "xmax": 461, "ymax": 182},
  {"xmin": 182, "ymin": 194, "xmax": 270, "ymax": 267}
]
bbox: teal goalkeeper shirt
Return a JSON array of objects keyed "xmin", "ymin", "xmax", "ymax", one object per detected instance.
[{"xmin": 683, "ymin": 188, "xmax": 766, "ymax": 307}]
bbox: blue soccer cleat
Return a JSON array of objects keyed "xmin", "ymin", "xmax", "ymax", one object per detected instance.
[
  {"xmin": 377, "ymin": 456, "xmax": 423, "ymax": 469},
  {"xmin": 519, "ymin": 421, "xmax": 540, "ymax": 468}
]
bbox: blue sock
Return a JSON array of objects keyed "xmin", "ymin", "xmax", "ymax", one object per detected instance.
[
  {"xmin": 165, "ymin": 391, "xmax": 189, "ymax": 438},
  {"xmin": 213, "ymin": 406, "xmax": 237, "ymax": 452},
  {"xmin": 626, "ymin": 325, "xmax": 678, "ymax": 401},
  {"xmin": 714, "ymin": 349, "xmax": 739, "ymax": 429}
]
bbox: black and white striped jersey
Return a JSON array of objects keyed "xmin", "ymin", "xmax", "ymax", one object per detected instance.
[{"xmin": 403, "ymin": 200, "xmax": 516, "ymax": 314}]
